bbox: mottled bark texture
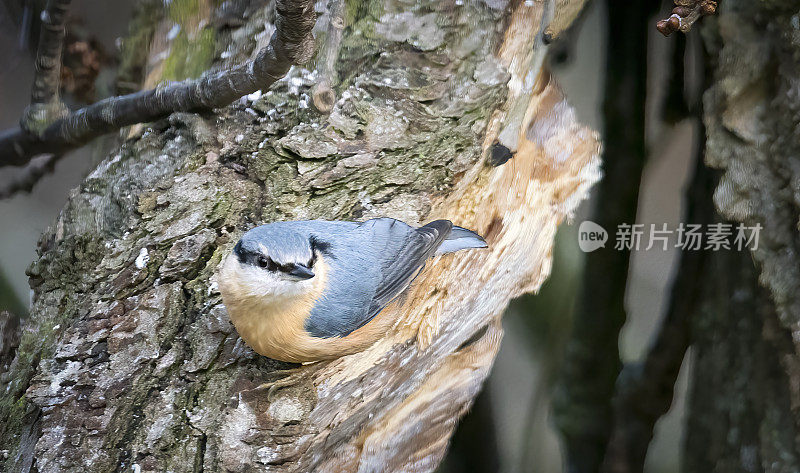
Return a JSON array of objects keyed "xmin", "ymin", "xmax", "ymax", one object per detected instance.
[
  {"xmin": 0, "ymin": 1, "xmax": 599, "ymax": 472},
  {"xmin": 687, "ymin": 1, "xmax": 800, "ymax": 471}
]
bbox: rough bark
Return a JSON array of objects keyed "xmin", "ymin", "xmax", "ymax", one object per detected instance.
[
  {"xmin": 686, "ymin": 0, "xmax": 800, "ymax": 471},
  {"xmin": 0, "ymin": 1, "xmax": 599, "ymax": 472}
]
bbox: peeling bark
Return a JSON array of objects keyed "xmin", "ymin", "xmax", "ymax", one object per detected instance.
[{"xmin": 0, "ymin": 1, "xmax": 599, "ymax": 471}]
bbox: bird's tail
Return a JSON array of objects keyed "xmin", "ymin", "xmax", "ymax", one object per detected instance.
[{"xmin": 435, "ymin": 225, "xmax": 488, "ymax": 255}]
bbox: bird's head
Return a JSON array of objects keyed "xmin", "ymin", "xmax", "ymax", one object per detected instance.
[{"xmin": 219, "ymin": 225, "xmax": 326, "ymax": 302}]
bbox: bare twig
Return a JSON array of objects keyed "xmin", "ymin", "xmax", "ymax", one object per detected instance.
[
  {"xmin": 0, "ymin": 0, "xmax": 316, "ymax": 168},
  {"xmin": 311, "ymin": 0, "xmax": 345, "ymax": 114},
  {"xmin": 657, "ymin": 0, "xmax": 717, "ymax": 36},
  {"xmin": 21, "ymin": 0, "xmax": 71, "ymax": 135},
  {"xmin": 0, "ymin": 155, "xmax": 62, "ymax": 199}
]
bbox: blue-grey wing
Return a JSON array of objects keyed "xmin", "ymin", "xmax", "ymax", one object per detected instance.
[
  {"xmin": 364, "ymin": 219, "xmax": 452, "ymax": 319},
  {"xmin": 304, "ymin": 218, "xmax": 452, "ymax": 338}
]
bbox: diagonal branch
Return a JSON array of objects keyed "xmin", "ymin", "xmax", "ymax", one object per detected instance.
[{"xmin": 0, "ymin": 0, "xmax": 316, "ymax": 168}]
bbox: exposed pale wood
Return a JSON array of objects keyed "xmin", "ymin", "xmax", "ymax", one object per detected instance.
[{"xmin": 272, "ymin": 2, "xmax": 602, "ymax": 468}]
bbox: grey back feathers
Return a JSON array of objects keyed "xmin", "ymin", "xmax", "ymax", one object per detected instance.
[{"xmin": 235, "ymin": 218, "xmax": 487, "ymax": 339}]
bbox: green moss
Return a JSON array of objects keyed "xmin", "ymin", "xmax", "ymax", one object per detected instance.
[
  {"xmin": 162, "ymin": 28, "xmax": 217, "ymax": 81},
  {"xmin": 185, "ymin": 248, "xmax": 225, "ymax": 296},
  {"xmin": 0, "ymin": 1, "xmax": 512, "ymax": 468},
  {"xmin": 345, "ymin": 0, "xmax": 383, "ymax": 28},
  {"xmin": 0, "ymin": 291, "xmax": 70, "ymax": 468},
  {"xmin": 168, "ymin": 0, "xmax": 202, "ymax": 24},
  {"xmin": 160, "ymin": 0, "xmax": 220, "ymax": 82},
  {"xmin": 338, "ymin": 0, "xmax": 384, "ymax": 87},
  {"xmin": 0, "ymin": 385, "xmax": 29, "ymax": 470}
]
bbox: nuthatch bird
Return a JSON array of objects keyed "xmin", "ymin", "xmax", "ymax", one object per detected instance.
[{"xmin": 219, "ymin": 218, "xmax": 487, "ymax": 363}]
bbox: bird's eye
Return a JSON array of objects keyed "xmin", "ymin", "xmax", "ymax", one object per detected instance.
[{"xmin": 256, "ymin": 255, "xmax": 276, "ymax": 271}]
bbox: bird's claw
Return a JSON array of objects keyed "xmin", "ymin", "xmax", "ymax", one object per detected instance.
[{"xmin": 254, "ymin": 367, "xmax": 306, "ymax": 401}]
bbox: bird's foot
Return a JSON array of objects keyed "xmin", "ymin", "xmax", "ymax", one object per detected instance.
[{"xmin": 254, "ymin": 367, "xmax": 306, "ymax": 401}]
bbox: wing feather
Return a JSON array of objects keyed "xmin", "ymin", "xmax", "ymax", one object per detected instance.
[
  {"xmin": 364, "ymin": 219, "xmax": 452, "ymax": 321},
  {"xmin": 304, "ymin": 218, "xmax": 452, "ymax": 338}
]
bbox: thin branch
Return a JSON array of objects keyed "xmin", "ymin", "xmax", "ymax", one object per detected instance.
[
  {"xmin": 29, "ymin": 0, "xmax": 70, "ymax": 105},
  {"xmin": 657, "ymin": 0, "xmax": 717, "ymax": 36},
  {"xmin": 0, "ymin": 0, "xmax": 316, "ymax": 168},
  {"xmin": 0, "ymin": 154, "xmax": 62, "ymax": 199},
  {"xmin": 21, "ymin": 0, "xmax": 71, "ymax": 135}
]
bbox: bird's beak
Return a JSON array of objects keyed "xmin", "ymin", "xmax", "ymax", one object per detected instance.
[{"xmin": 288, "ymin": 263, "xmax": 315, "ymax": 280}]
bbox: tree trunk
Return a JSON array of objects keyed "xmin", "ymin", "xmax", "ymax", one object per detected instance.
[
  {"xmin": 0, "ymin": 1, "xmax": 598, "ymax": 472},
  {"xmin": 687, "ymin": 1, "xmax": 800, "ymax": 471}
]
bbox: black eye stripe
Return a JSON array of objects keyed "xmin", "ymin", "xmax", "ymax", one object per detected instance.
[
  {"xmin": 255, "ymin": 255, "xmax": 294, "ymax": 273},
  {"xmin": 306, "ymin": 251, "xmax": 317, "ymax": 269},
  {"xmin": 238, "ymin": 246, "xmax": 277, "ymax": 271},
  {"xmin": 255, "ymin": 255, "xmax": 278, "ymax": 271},
  {"xmin": 309, "ymin": 236, "xmax": 331, "ymax": 256},
  {"xmin": 236, "ymin": 240, "xmax": 319, "ymax": 272}
]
